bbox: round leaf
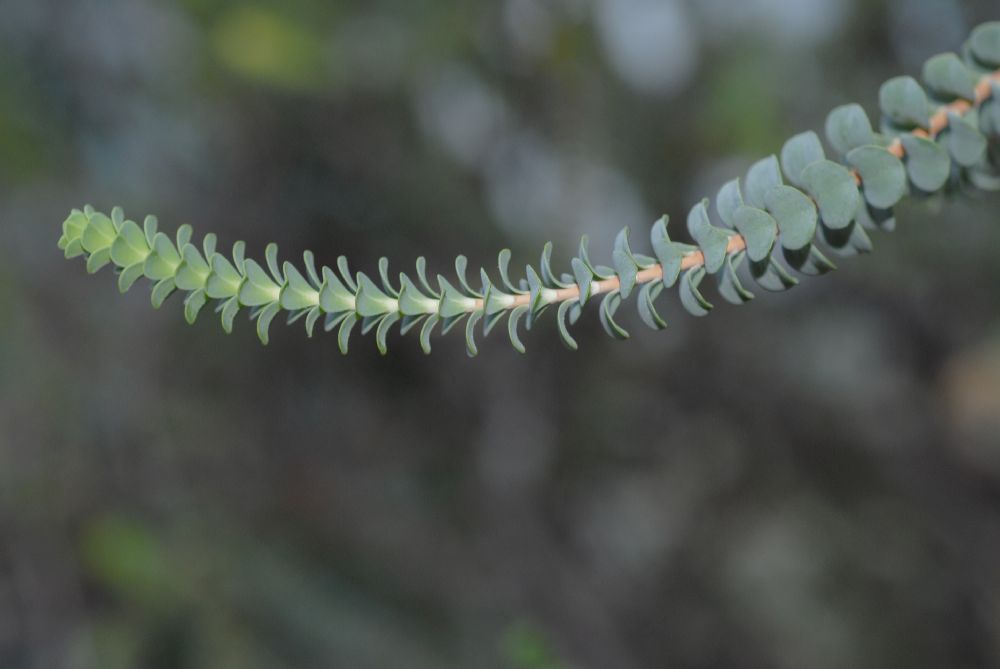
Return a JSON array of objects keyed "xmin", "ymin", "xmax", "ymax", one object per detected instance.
[
  {"xmin": 847, "ymin": 146, "xmax": 908, "ymax": 209},
  {"xmin": 824, "ymin": 104, "xmax": 874, "ymax": 155},
  {"xmin": 878, "ymin": 76, "xmax": 931, "ymax": 128},
  {"xmin": 922, "ymin": 53, "xmax": 977, "ymax": 100},
  {"xmin": 732, "ymin": 206, "xmax": 778, "ymax": 263},
  {"xmin": 679, "ymin": 267, "xmax": 712, "ymax": 317},
  {"xmin": 970, "ymin": 21, "xmax": 1000, "ymax": 67},
  {"xmin": 715, "ymin": 179, "xmax": 743, "ymax": 228},
  {"xmin": 780, "ymin": 131, "xmax": 825, "ymax": 187},
  {"xmin": 801, "ymin": 160, "xmax": 861, "ymax": 230},
  {"xmin": 686, "ymin": 200, "xmax": 730, "ymax": 274},
  {"xmin": 765, "ymin": 185, "xmax": 818, "ymax": 252},
  {"xmin": 942, "ymin": 113, "xmax": 987, "ymax": 166},
  {"xmin": 900, "ymin": 134, "xmax": 951, "ymax": 192},
  {"xmin": 744, "ymin": 155, "xmax": 783, "ymax": 209}
]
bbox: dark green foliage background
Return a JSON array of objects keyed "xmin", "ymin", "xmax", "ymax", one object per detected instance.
[{"xmin": 3, "ymin": 1, "xmax": 1000, "ymax": 668}]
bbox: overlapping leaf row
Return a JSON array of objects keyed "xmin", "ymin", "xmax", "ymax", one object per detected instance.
[{"xmin": 58, "ymin": 22, "xmax": 1000, "ymax": 355}]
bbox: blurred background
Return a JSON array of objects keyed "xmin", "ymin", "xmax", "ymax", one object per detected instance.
[{"xmin": 2, "ymin": 0, "xmax": 1000, "ymax": 667}]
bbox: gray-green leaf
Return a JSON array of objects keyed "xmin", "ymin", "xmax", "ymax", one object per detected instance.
[
  {"xmin": 847, "ymin": 146, "xmax": 908, "ymax": 209},
  {"xmin": 765, "ymin": 185, "xmax": 818, "ymax": 252},
  {"xmin": 801, "ymin": 160, "xmax": 861, "ymax": 230},
  {"xmin": 878, "ymin": 76, "xmax": 931, "ymax": 128}
]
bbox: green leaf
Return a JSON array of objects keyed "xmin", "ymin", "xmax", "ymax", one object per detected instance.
[
  {"xmin": 483, "ymin": 308, "xmax": 507, "ymax": 336},
  {"xmin": 110, "ymin": 206, "xmax": 125, "ymax": 230},
  {"xmin": 732, "ymin": 206, "xmax": 778, "ymax": 262},
  {"xmin": 205, "ymin": 254, "xmax": 242, "ymax": 300},
  {"xmin": 717, "ymin": 251, "xmax": 754, "ymax": 305},
  {"xmin": 780, "ymin": 131, "xmax": 825, "ymax": 187},
  {"xmin": 715, "ymin": 179, "xmax": 743, "ymax": 227},
  {"xmin": 686, "ymin": 199, "xmax": 730, "ymax": 274},
  {"xmin": 637, "ymin": 281, "xmax": 667, "ymax": 329},
  {"xmin": 820, "ymin": 221, "xmax": 873, "ymax": 257},
  {"xmin": 650, "ymin": 216, "xmax": 696, "ymax": 288},
  {"xmin": 245, "ymin": 257, "xmax": 279, "ymax": 292},
  {"xmin": 612, "ymin": 228, "xmax": 640, "ymax": 298},
  {"xmin": 304, "ymin": 306, "xmax": 322, "ymax": 337},
  {"xmin": 81, "ymin": 213, "xmax": 116, "ymax": 254},
  {"xmin": 253, "ymin": 302, "xmax": 281, "ymax": 345},
  {"xmin": 577, "ymin": 235, "xmax": 615, "ymax": 279},
  {"xmin": 118, "ymin": 262, "xmax": 145, "ymax": 293},
  {"xmin": 749, "ymin": 257, "xmax": 798, "ymax": 292},
  {"xmin": 556, "ymin": 300, "xmax": 579, "ymax": 349},
  {"xmin": 110, "ymin": 220, "xmax": 150, "ymax": 267},
  {"xmin": 300, "ymin": 250, "xmax": 321, "ymax": 289},
  {"xmin": 419, "ymin": 314, "xmax": 439, "ymax": 354},
  {"xmin": 63, "ymin": 238, "xmax": 85, "ymax": 259},
  {"xmin": 372, "ymin": 259, "xmax": 396, "ymax": 299},
  {"xmin": 182, "ymin": 243, "xmax": 210, "ymax": 275},
  {"xmin": 280, "ymin": 261, "xmax": 320, "ymax": 311},
  {"xmin": 857, "ymin": 203, "xmax": 896, "ymax": 232},
  {"xmin": 825, "ymin": 104, "xmax": 874, "ymax": 155},
  {"xmin": 497, "ymin": 249, "xmax": 522, "ymax": 294},
  {"xmin": 230, "ymin": 241, "xmax": 247, "ymax": 270},
  {"xmin": 801, "ymin": 160, "xmax": 861, "ymax": 229},
  {"xmin": 285, "ymin": 308, "xmax": 309, "ymax": 327},
  {"xmin": 923, "ymin": 53, "xmax": 977, "ymax": 100},
  {"xmin": 142, "ymin": 215, "xmax": 159, "ymax": 247},
  {"xmin": 174, "ymin": 245, "xmax": 211, "ymax": 291},
  {"xmin": 599, "ymin": 291, "xmax": 629, "ymax": 339},
  {"xmin": 454, "ymin": 255, "xmax": 479, "ymax": 296},
  {"xmin": 239, "ymin": 259, "xmax": 281, "ymax": 307},
  {"xmin": 478, "ymin": 274, "xmax": 502, "ymax": 316},
  {"xmin": 879, "ymin": 76, "xmax": 931, "ymax": 128},
  {"xmin": 765, "ymin": 185, "xmax": 817, "ymax": 251},
  {"xmin": 355, "ymin": 272, "xmax": 396, "ymax": 317},
  {"xmin": 414, "ymin": 257, "xmax": 439, "ymax": 297},
  {"xmin": 522, "ymin": 265, "xmax": 542, "ymax": 314},
  {"xmin": 900, "ymin": 134, "xmax": 951, "ymax": 192},
  {"xmin": 400, "ymin": 312, "xmax": 424, "ymax": 335},
  {"xmin": 679, "ymin": 267, "xmax": 712, "ymax": 317},
  {"xmin": 337, "ymin": 257, "xmax": 357, "ymax": 292},
  {"xmin": 970, "ymin": 21, "xmax": 1000, "ymax": 67},
  {"xmin": 847, "ymin": 146, "xmax": 908, "ymax": 209},
  {"xmin": 744, "ymin": 155, "xmax": 783, "ymax": 209},
  {"xmin": 337, "ymin": 313, "xmax": 358, "ymax": 354},
  {"xmin": 969, "ymin": 166, "xmax": 1000, "ymax": 191},
  {"xmin": 464, "ymin": 311, "xmax": 483, "ymax": 356},
  {"xmin": 219, "ymin": 296, "xmax": 240, "ymax": 333},
  {"xmin": 571, "ymin": 257, "xmax": 594, "ymax": 306},
  {"xmin": 150, "ymin": 278, "xmax": 176, "ymax": 309},
  {"xmin": 183, "ymin": 289, "xmax": 208, "ymax": 324},
  {"xmin": 846, "ymin": 223, "xmax": 874, "ymax": 255},
  {"xmin": 782, "ymin": 245, "xmax": 836, "ymax": 276},
  {"xmin": 539, "ymin": 242, "xmax": 571, "ymax": 289},
  {"xmin": 173, "ymin": 226, "xmax": 191, "ymax": 252},
  {"xmin": 319, "ymin": 266, "xmax": 355, "ymax": 314},
  {"xmin": 401, "ymin": 314, "xmax": 426, "ymax": 338},
  {"xmin": 144, "ymin": 232, "xmax": 182, "ymax": 280},
  {"xmin": 440, "ymin": 314, "xmax": 467, "ymax": 336},
  {"xmin": 507, "ymin": 305, "xmax": 529, "ymax": 353},
  {"xmin": 61, "ymin": 210, "xmax": 88, "ymax": 247},
  {"xmin": 376, "ymin": 312, "xmax": 401, "ymax": 355},
  {"xmin": 202, "ymin": 233, "xmax": 217, "ymax": 259},
  {"xmin": 86, "ymin": 247, "xmax": 112, "ymax": 274},
  {"xmin": 942, "ymin": 113, "xmax": 987, "ymax": 166},
  {"xmin": 567, "ymin": 302, "xmax": 583, "ymax": 326},
  {"xmin": 438, "ymin": 276, "xmax": 473, "ymax": 319},
  {"xmin": 981, "ymin": 89, "xmax": 1000, "ymax": 135},
  {"xmin": 398, "ymin": 274, "xmax": 439, "ymax": 316}
]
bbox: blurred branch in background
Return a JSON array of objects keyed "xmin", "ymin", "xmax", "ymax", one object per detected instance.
[{"xmin": 2, "ymin": 0, "xmax": 1000, "ymax": 668}]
